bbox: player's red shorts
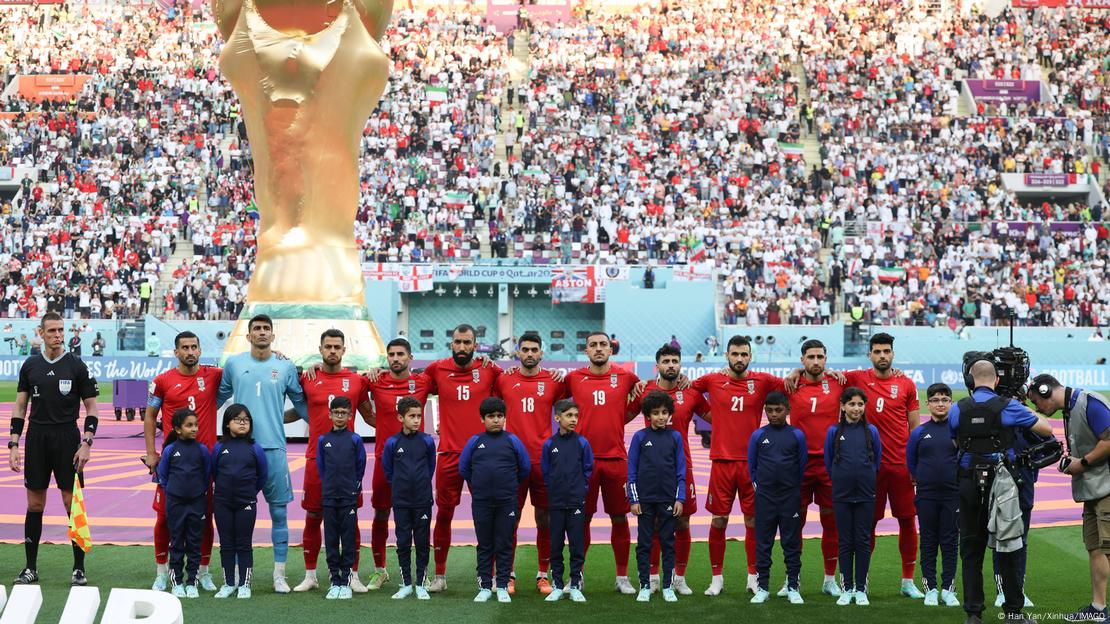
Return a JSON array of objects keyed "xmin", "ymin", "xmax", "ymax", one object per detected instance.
[
  {"xmin": 435, "ymin": 452, "xmax": 464, "ymax": 510},
  {"xmin": 705, "ymin": 459, "xmax": 754, "ymax": 517},
  {"xmin": 874, "ymin": 463, "xmax": 916, "ymax": 520},
  {"xmin": 300, "ymin": 459, "xmax": 364, "ymax": 512},
  {"xmin": 153, "ymin": 485, "xmax": 215, "ymax": 517},
  {"xmin": 680, "ymin": 474, "xmax": 697, "ymax": 517},
  {"xmin": 371, "ymin": 459, "xmax": 392, "ymax": 510},
  {"xmin": 516, "ymin": 463, "xmax": 549, "ymax": 510},
  {"xmin": 586, "ymin": 458, "xmax": 630, "ymax": 516},
  {"xmin": 800, "ymin": 456, "xmax": 833, "ymax": 510}
]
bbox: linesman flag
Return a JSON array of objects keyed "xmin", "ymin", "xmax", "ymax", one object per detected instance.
[{"xmin": 68, "ymin": 474, "xmax": 92, "ymax": 553}]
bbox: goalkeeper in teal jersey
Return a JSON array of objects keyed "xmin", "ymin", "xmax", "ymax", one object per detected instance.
[{"xmin": 218, "ymin": 314, "xmax": 307, "ymax": 594}]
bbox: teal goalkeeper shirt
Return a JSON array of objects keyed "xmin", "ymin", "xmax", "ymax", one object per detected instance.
[{"xmin": 218, "ymin": 352, "xmax": 307, "ymax": 450}]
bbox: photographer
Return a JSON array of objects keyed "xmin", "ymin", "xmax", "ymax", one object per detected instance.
[
  {"xmin": 951, "ymin": 360, "xmax": 1054, "ymax": 624},
  {"xmin": 1025, "ymin": 374, "xmax": 1110, "ymax": 623}
]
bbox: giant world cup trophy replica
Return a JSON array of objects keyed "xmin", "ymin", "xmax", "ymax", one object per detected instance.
[{"xmin": 213, "ymin": 0, "xmax": 393, "ymax": 367}]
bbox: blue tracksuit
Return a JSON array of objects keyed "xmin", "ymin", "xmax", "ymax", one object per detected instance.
[
  {"xmin": 748, "ymin": 423, "xmax": 807, "ymax": 591},
  {"xmin": 157, "ymin": 438, "xmax": 212, "ymax": 586},
  {"xmin": 211, "ymin": 437, "xmax": 267, "ymax": 587},
  {"xmin": 317, "ymin": 428, "xmax": 367, "ymax": 586},
  {"xmin": 459, "ymin": 430, "xmax": 530, "ymax": 590},
  {"xmin": 627, "ymin": 426, "xmax": 686, "ymax": 590},
  {"xmin": 907, "ymin": 418, "xmax": 959, "ymax": 593},
  {"xmin": 541, "ymin": 430, "xmax": 594, "ymax": 590},
  {"xmin": 824, "ymin": 421, "xmax": 882, "ymax": 592},
  {"xmin": 382, "ymin": 430, "xmax": 436, "ymax": 586}
]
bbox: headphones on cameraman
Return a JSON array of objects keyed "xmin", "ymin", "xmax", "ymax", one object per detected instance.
[{"xmin": 1030, "ymin": 374, "xmax": 1057, "ymax": 399}]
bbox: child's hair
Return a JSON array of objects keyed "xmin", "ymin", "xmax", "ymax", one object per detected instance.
[
  {"xmin": 479, "ymin": 396, "xmax": 506, "ymax": 418},
  {"xmin": 397, "ymin": 396, "xmax": 423, "ymax": 418},
  {"xmin": 221, "ymin": 403, "xmax": 253, "ymax": 442},
  {"xmin": 834, "ymin": 387, "xmax": 873, "ymax": 465},
  {"xmin": 165, "ymin": 407, "xmax": 197, "ymax": 445},
  {"xmin": 764, "ymin": 391, "xmax": 789, "ymax": 409},
  {"xmin": 553, "ymin": 399, "xmax": 578, "ymax": 415},
  {"xmin": 330, "ymin": 396, "xmax": 353, "ymax": 411},
  {"xmin": 927, "ymin": 383, "xmax": 952, "ymax": 398},
  {"xmin": 640, "ymin": 390, "xmax": 674, "ymax": 416}
]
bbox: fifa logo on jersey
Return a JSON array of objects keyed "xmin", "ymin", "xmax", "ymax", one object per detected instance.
[
  {"xmin": 342, "ymin": 378, "xmax": 350, "ymax": 392},
  {"xmin": 408, "ymin": 379, "xmax": 417, "ymax": 393},
  {"xmin": 746, "ymin": 380, "xmax": 755, "ymax": 394},
  {"xmin": 473, "ymin": 369, "xmax": 481, "ymax": 383},
  {"xmin": 890, "ymin": 384, "xmax": 898, "ymax": 398},
  {"xmin": 197, "ymin": 378, "xmax": 206, "ymax": 392},
  {"xmin": 537, "ymin": 382, "xmax": 545, "ymax": 396},
  {"xmin": 821, "ymin": 379, "xmax": 830, "ymax": 395},
  {"xmin": 610, "ymin": 374, "xmax": 618, "ymax": 388}
]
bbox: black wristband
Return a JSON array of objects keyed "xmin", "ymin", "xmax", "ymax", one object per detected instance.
[
  {"xmin": 1082, "ymin": 457, "xmax": 1091, "ymax": 468},
  {"xmin": 10, "ymin": 417, "xmax": 24, "ymax": 437},
  {"xmin": 83, "ymin": 415, "xmax": 99, "ymax": 435}
]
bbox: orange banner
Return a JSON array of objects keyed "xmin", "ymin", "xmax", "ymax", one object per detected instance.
[{"xmin": 17, "ymin": 74, "xmax": 92, "ymax": 101}]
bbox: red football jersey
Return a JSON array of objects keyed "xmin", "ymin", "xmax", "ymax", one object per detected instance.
[
  {"xmin": 301, "ymin": 370, "xmax": 370, "ymax": 459},
  {"xmin": 564, "ymin": 366, "xmax": 640, "ymax": 459},
  {"xmin": 789, "ymin": 374, "xmax": 845, "ymax": 457},
  {"xmin": 844, "ymin": 369, "xmax": 919, "ymax": 466},
  {"xmin": 691, "ymin": 371, "xmax": 784, "ymax": 460},
  {"xmin": 368, "ymin": 372, "xmax": 433, "ymax": 457},
  {"xmin": 497, "ymin": 368, "xmax": 567, "ymax": 463},
  {"xmin": 632, "ymin": 381, "xmax": 709, "ymax": 473},
  {"xmin": 424, "ymin": 358, "xmax": 502, "ymax": 453},
  {"xmin": 149, "ymin": 366, "xmax": 223, "ymax": 450}
]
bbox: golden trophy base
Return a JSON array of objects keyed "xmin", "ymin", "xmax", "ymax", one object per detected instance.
[{"xmin": 221, "ymin": 303, "xmax": 387, "ymax": 369}]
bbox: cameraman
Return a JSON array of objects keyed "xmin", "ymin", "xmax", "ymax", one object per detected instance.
[
  {"xmin": 951, "ymin": 360, "xmax": 1054, "ymax": 624},
  {"xmin": 1025, "ymin": 374, "xmax": 1110, "ymax": 623}
]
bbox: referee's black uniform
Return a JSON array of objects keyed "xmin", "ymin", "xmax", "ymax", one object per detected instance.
[{"xmin": 18, "ymin": 352, "xmax": 99, "ymax": 491}]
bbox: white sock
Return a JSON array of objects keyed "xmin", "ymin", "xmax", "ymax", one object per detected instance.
[
  {"xmin": 710, "ymin": 575, "xmax": 723, "ymax": 585},
  {"xmin": 157, "ymin": 563, "xmax": 169, "ymax": 575},
  {"xmin": 305, "ymin": 569, "xmax": 317, "ymax": 581},
  {"xmin": 1093, "ymin": 602, "xmax": 1107, "ymax": 610},
  {"xmin": 902, "ymin": 578, "xmax": 914, "ymax": 584},
  {"xmin": 824, "ymin": 575, "xmax": 836, "ymax": 583},
  {"xmin": 376, "ymin": 567, "xmax": 386, "ymax": 573},
  {"xmin": 199, "ymin": 565, "xmax": 209, "ymax": 575},
  {"xmin": 274, "ymin": 562, "xmax": 286, "ymax": 578},
  {"xmin": 537, "ymin": 571, "xmax": 547, "ymax": 579}
]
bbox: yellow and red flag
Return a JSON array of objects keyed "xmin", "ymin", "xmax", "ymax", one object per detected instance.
[{"xmin": 68, "ymin": 474, "xmax": 92, "ymax": 553}]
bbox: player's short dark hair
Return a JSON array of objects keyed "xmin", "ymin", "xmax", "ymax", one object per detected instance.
[
  {"xmin": 518, "ymin": 332, "xmax": 542, "ymax": 348},
  {"xmin": 397, "ymin": 396, "xmax": 423, "ymax": 417},
  {"xmin": 926, "ymin": 383, "xmax": 952, "ymax": 398},
  {"xmin": 248, "ymin": 314, "xmax": 273, "ymax": 331},
  {"xmin": 320, "ymin": 328, "xmax": 345, "ymax": 344},
  {"xmin": 1030, "ymin": 374, "xmax": 1063, "ymax": 395},
  {"xmin": 40, "ymin": 312, "xmax": 62, "ymax": 327},
  {"xmin": 655, "ymin": 344, "xmax": 681, "ymax": 361},
  {"xmin": 174, "ymin": 331, "xmax": 199, "ymax": 349},
  {"xmin": 765, "ymin": 391, "xmax": 789, "ymax": 409},
  {"xmin": 726, "ymin": 335, "xmax": 751, "ymax": 350},
  {"xmin": 869, "ymin": 333, "xmax": 895, "ymax": 349},
  {"xmin": 452, "ymin": 324, "xmax": 476, "ymax": 338},
  {"xmin": 554, "ymin": 399, "xmax": 577, "ymax": 415},
  {"xmin": 329, "ymin": 396, "xmax": 353, "ymax": 411},
  {"xmin": 800, "ymin": 339, "xmax": 826, "ymax": 355},
  {"xmin": 479, "ymin": 396, "xmax": 506, "ymax": 417},
  {"xmin": 386, "ymin": 337, "xmax": 412, "ymax": 354},
  {"xmin": 586, "ymin": 330, "xmax": 610, "ymax": 343},
  {"xmin": 641, "ymin": 390, "xmax": 674, "ymax": 416}
]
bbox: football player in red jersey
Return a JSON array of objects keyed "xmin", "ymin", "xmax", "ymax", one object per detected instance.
[
  {"xmin": 291, "ymin": 329, "xmax": 373, "ymax": 593},
  {"xmin": 142, "ymin": 331, "xmax": 223, "ymax": 592},
  {"xmin": 691, "ymin": 335, "xmax": 784, "ymax": 596},
  {"xmin": 423, "ymin": 324, "xmax": 502, "ymax": 592},
  {"xmin": 495, "ymin": 332, "xmax": 567, "ymax": 594},
  {"xmin": 789, "ymin": 339, "xmax": 845, "ymax": 597},
  {"xmin": 628, "ymin": 344, "xmax": 708, "ymax": 596},
  {"xmin": 563, "ymin": 331, "xmax": 640, "ymax": 595},
  {"xmin": 365, "ymin": 338, "xmax": 432, "ymax": 591},
  {"xmin": 842, "ymin": 333, "xmax": 924, "ymax": 598}
]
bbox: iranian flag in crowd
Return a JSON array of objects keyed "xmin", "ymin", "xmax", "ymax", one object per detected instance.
[
  {"xmin": 778, "ymin": 141, "xmax": 804, "ymax": 159},
  {"xmin": 878, "ymin": 267, "xmax": 907, "ymax": 282},
  {"xmin": 443, "ymin": 191, "xmax": 470, "ymax": 206},
  {"xmin": 425, "ymin": 86, "xmax": 448, "ymax": 103},
  {"xmin": 688, "ymin": 240, "xmax": 706, "ymax": 262}
]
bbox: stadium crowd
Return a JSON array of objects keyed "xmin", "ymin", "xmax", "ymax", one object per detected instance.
[{"xmin": 0, "ymin": 0, "xmax": 1107, "ymax": 327}]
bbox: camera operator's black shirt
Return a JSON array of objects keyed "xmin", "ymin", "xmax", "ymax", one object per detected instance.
[{"xmin": 17, "ymin": 352, "xmax": 99, "ymax": 426}]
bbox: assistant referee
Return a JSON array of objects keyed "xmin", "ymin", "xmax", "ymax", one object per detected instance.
[{"xmin": 7, "ymin": 312, "xmax": 100, "ymax": 586}]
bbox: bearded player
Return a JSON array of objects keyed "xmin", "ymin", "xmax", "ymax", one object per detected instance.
[
  {"xmin": 564, "ymin": 331, "xmax": 640, "ymax": 595},
  {"xmin": 692, "ymin": 335, "xmax": 784, "ymax": 596},
  {"xmin": 291, "ymin": 329, "xmax": 374, "ymax": 593},
  {"xmin": 629, "ymin": 344, "xmax": 708, "ymax": 595},
  {"xmin": 495, "ymin": 332, "xmax": 567, "ymax": 594},
  {"xmin": 143, "ymin": 331, "xmax": 222, "ymax": 592}
]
